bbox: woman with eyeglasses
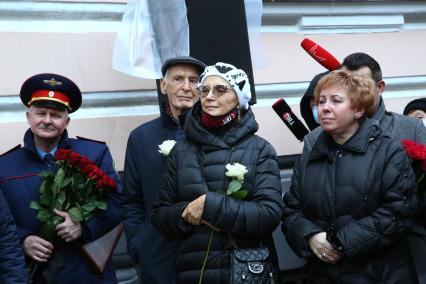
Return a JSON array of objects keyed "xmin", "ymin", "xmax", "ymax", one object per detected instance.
[{"xmin": 152, "ymin": 62, "xmax": 283, "ymax": 283}]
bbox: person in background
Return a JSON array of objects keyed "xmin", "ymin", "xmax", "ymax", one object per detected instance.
[
  {"xmin": 402, "ymin": 97, "xmax": 426, "ymax": 282},
  {"xmin": 0, "ymin": 73, "xmax": 123, "ymax": 283},
  {"xmin": 152, "ymin": 62, "xmax": 283, "ymax": 283},
  {"xmin": 122, "ymin": 56, "xmax": 206, "ymax": 284},
  {"xmin": 303, "ymin": 53, "xmax": 426, "ymax": 150},
  {"xmin": 403, "ymin": 97, "xmax": 426, "ymax": 126},
  {"xmin": 283, "ymin": 70, "xmax": 418, "ymax": 283},
  {"xmin": 300, "ymin": 71, "xmax": 329, "ymax": 131},
  {"xmin": 0, "ymin": 191, "xmax": 27, "ymax": 283}
]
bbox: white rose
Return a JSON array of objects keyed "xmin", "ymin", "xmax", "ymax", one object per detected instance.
[
  {"xmin": 225, "ymin": 163, "xmax": 248, "ymax": 181},
  {"xmin": 158, "ymin": 140, "xmax": 177, "ymax": 156}
]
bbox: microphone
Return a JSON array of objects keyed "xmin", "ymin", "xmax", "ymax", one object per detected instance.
[
  {"xmin": 301, "ymin": 38, "xmax": 341, "ymax": 71},
  {"xmin": 272, "ymin": 98, "xmax": 310, "ymax": 142}
]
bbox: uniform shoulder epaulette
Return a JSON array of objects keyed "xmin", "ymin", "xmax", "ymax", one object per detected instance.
[
  {"xmin": 76, "ymin": 136, "xmax": 106, "ymax": 144},
  {"xmin": 0, "ymin": 144, "xmax": 21, "ymax": 157}
]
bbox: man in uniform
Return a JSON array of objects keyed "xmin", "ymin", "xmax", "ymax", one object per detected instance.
[
  {"xmin": 122, "ymin": 56, "xmax": 206, "ymax": 283},
  {"xmin": 0, "ymin": 73, "xmax": 123, "ymax": 283}
]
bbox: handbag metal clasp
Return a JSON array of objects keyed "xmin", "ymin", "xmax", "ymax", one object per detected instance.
[{"xmin": 247, "ymin": 262, "xmax": 264, "ymax": 274}]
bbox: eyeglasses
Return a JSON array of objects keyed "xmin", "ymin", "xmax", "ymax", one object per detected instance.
[{"xmin": 196, "ymin": 85, "xmax": 234, "ymax": 98}]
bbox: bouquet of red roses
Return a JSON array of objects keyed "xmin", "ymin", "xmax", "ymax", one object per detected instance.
[
  {"xmin": 401, "ymin": 140, "xmax": 426, "ymax": 200},
  {"xmin": 30, "ymin": 149, "xmax": 117, "ymax": 238}
]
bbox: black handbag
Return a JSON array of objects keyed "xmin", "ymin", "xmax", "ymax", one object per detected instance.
[{"xmin": 229, "ymin": 236, "xmax": 278, "ymax": 284}]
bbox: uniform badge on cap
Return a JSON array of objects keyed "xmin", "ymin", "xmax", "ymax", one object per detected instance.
[{"xmin": 43, "ymin": 78, "xmax": 63, "ymax": 87}]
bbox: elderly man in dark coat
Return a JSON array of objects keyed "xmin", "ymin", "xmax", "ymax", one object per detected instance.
[
  {"xmin": 122, "ymin": 56, "xmax": 206, "ymax": 283},
  {"xmin": 0, "ymin": 73, "xmax": 123, "ymax": 283}
]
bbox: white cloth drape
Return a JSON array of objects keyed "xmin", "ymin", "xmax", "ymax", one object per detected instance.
[{"xmin": 112, "ymin": 0, "xmax": 264, "ymax": 79}]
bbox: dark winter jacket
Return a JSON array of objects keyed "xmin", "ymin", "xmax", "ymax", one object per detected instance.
[
  {"xmin": 0, "ymin": 129, "xmax": 123, "ymax": 284},
  {"xmin": 0, "ymin": 191, "xmax": 27, "ymax": 283},
  {"xmin": 122, "ymin": 103, "xmax": 187, "ymax": 283},
  {"xmin": 152, "ymin": 102, "xmax": 283, "ymax": 284},
  {"xmin": 283, "ymin": 119, "xmax": 418, "ymax": 283}
]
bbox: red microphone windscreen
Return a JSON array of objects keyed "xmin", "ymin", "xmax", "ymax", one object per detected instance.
[{"xmin": 301, "ymin": 38, "xmax": 341, "ymax": 71}]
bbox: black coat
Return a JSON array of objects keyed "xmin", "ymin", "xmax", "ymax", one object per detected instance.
[
  {"xmin": 283, "ymin": 119, "xmax": 418, "ymax": 283},
  {"xmin": 0, "ymin": 191, "xmax": 27, "ymax": 283},
  {"xmin": 152, "ymin": 102, "xmax": 283, "ymax": 284},
  {"xmin": 122, "ymin": 104, "xmax": 187, "ymax": 283}
]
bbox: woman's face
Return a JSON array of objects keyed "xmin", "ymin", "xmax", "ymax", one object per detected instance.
[
  {"xmin": 318, "ymin": 85, "xmax": 363, "ymax": 142},
  {"xmin": 200, "ymin": 76, "xmax": 239, "ymax": 116}
]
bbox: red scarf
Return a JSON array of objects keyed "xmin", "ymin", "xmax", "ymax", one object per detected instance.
[{"xmin": 201, "ymin": 107, "xmax": 239, "ymax": 128}]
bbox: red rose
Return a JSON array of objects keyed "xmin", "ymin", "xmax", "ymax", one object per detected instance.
[
  {"xmin": 54, "ymin": 149, "xmax": 72, "ymax": 161},
  {"xmin": 69, "ymin": 152, "xmax": 83, "ymax": 167},
  {"xmin": 78, "ymin": 156, "xmax": 94, "ymax": 173},
  {"xmin": 401, "ymin": 140, "xmax": 426, "ymax": 160},
  {"xmin": 88, "ymin": 167, "xmax": 105, "ymax": 181},
  {"xmin": 80, "ymin": 162, "xmax": 95, "ymax": 175},
  {"xmin": 97, "ymin": 175, "xmax": 116, "ymax": 191}
]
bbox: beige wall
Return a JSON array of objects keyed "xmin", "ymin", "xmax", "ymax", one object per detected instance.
[
  {"xmin": 256, "ymin": 30, "xmax": 426, "ymax": 84},
  {"xmin": 2, "ymin": 30, "xmax": 426, "ymax": 96},
  {"xmin": 1, "ymin": 18, "xmax": 425, "ymax": 170}
]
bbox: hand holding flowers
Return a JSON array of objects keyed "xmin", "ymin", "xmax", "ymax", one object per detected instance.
[
  {"xmin": 198, "ymin": 162, "xmax": 249, "ymax": 284},
  {"xmin": 30, "ymin": 149, "xmax": 117, "ymax": 239}
]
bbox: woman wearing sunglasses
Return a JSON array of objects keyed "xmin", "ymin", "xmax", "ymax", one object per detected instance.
[{"xmin": 152, "ymin": 62, "xmax": 283, "ymax": 283}]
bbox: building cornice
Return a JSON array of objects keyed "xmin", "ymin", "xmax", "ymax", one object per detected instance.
[{"xmin": 263, "ymin": 1, "xmax": 426, "ymax": 33}]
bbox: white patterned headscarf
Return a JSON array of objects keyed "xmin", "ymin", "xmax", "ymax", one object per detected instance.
[{"xmin": 199, "ymin": 62, "xmax": 252, "ymax": 110}]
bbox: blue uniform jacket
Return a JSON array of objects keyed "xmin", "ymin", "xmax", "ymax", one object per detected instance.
[
  {"xmin": 0, "ymin": 190, "xmax": 27, "ymax": 283},
  {"xmin": 0, "ymin": 129, "xmax": 123, "ymax": 284},
  {"xmin": 122, "ymin": 104, "xmax": 186, "ymax": 283}
]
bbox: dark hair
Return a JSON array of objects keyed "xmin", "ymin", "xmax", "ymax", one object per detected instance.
[{"xmin": 342, "ymin": 53, "xmax": 382, "ymax": 84}]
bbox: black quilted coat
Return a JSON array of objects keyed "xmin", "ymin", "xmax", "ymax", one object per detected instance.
[
  {"xmin": 152, "ymin": 102, "xmax": 283, "ymax": 284},
  {"xmin": 282, "ymin": 119, "xmax": 418, "ymax": 283}
]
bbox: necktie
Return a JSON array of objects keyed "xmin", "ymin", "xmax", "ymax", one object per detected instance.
[{"xmin": 44, "ymin": 153, "xmax": 54, "ymax": 170}]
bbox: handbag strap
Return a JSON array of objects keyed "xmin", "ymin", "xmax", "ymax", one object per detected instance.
[{"xmin": 195, "ymin": 143, "xmax": 263, "ymax": 250}]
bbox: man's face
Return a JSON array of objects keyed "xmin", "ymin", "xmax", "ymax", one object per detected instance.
[
  {"xmin": 341, "ymin": 66, "xmax": 384, "ymax": 111},
  {"xmin": 160, "ymin": 64, "xmax": 200, "ymax": 117},
  {"xmin": 26, "ymin": 106, "xmax": 70, "ymax": 141}
]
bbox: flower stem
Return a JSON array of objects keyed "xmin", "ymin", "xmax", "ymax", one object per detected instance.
[{"xmin": 198, "ymin": 231, "xmax": 214, "ymax": 284}]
